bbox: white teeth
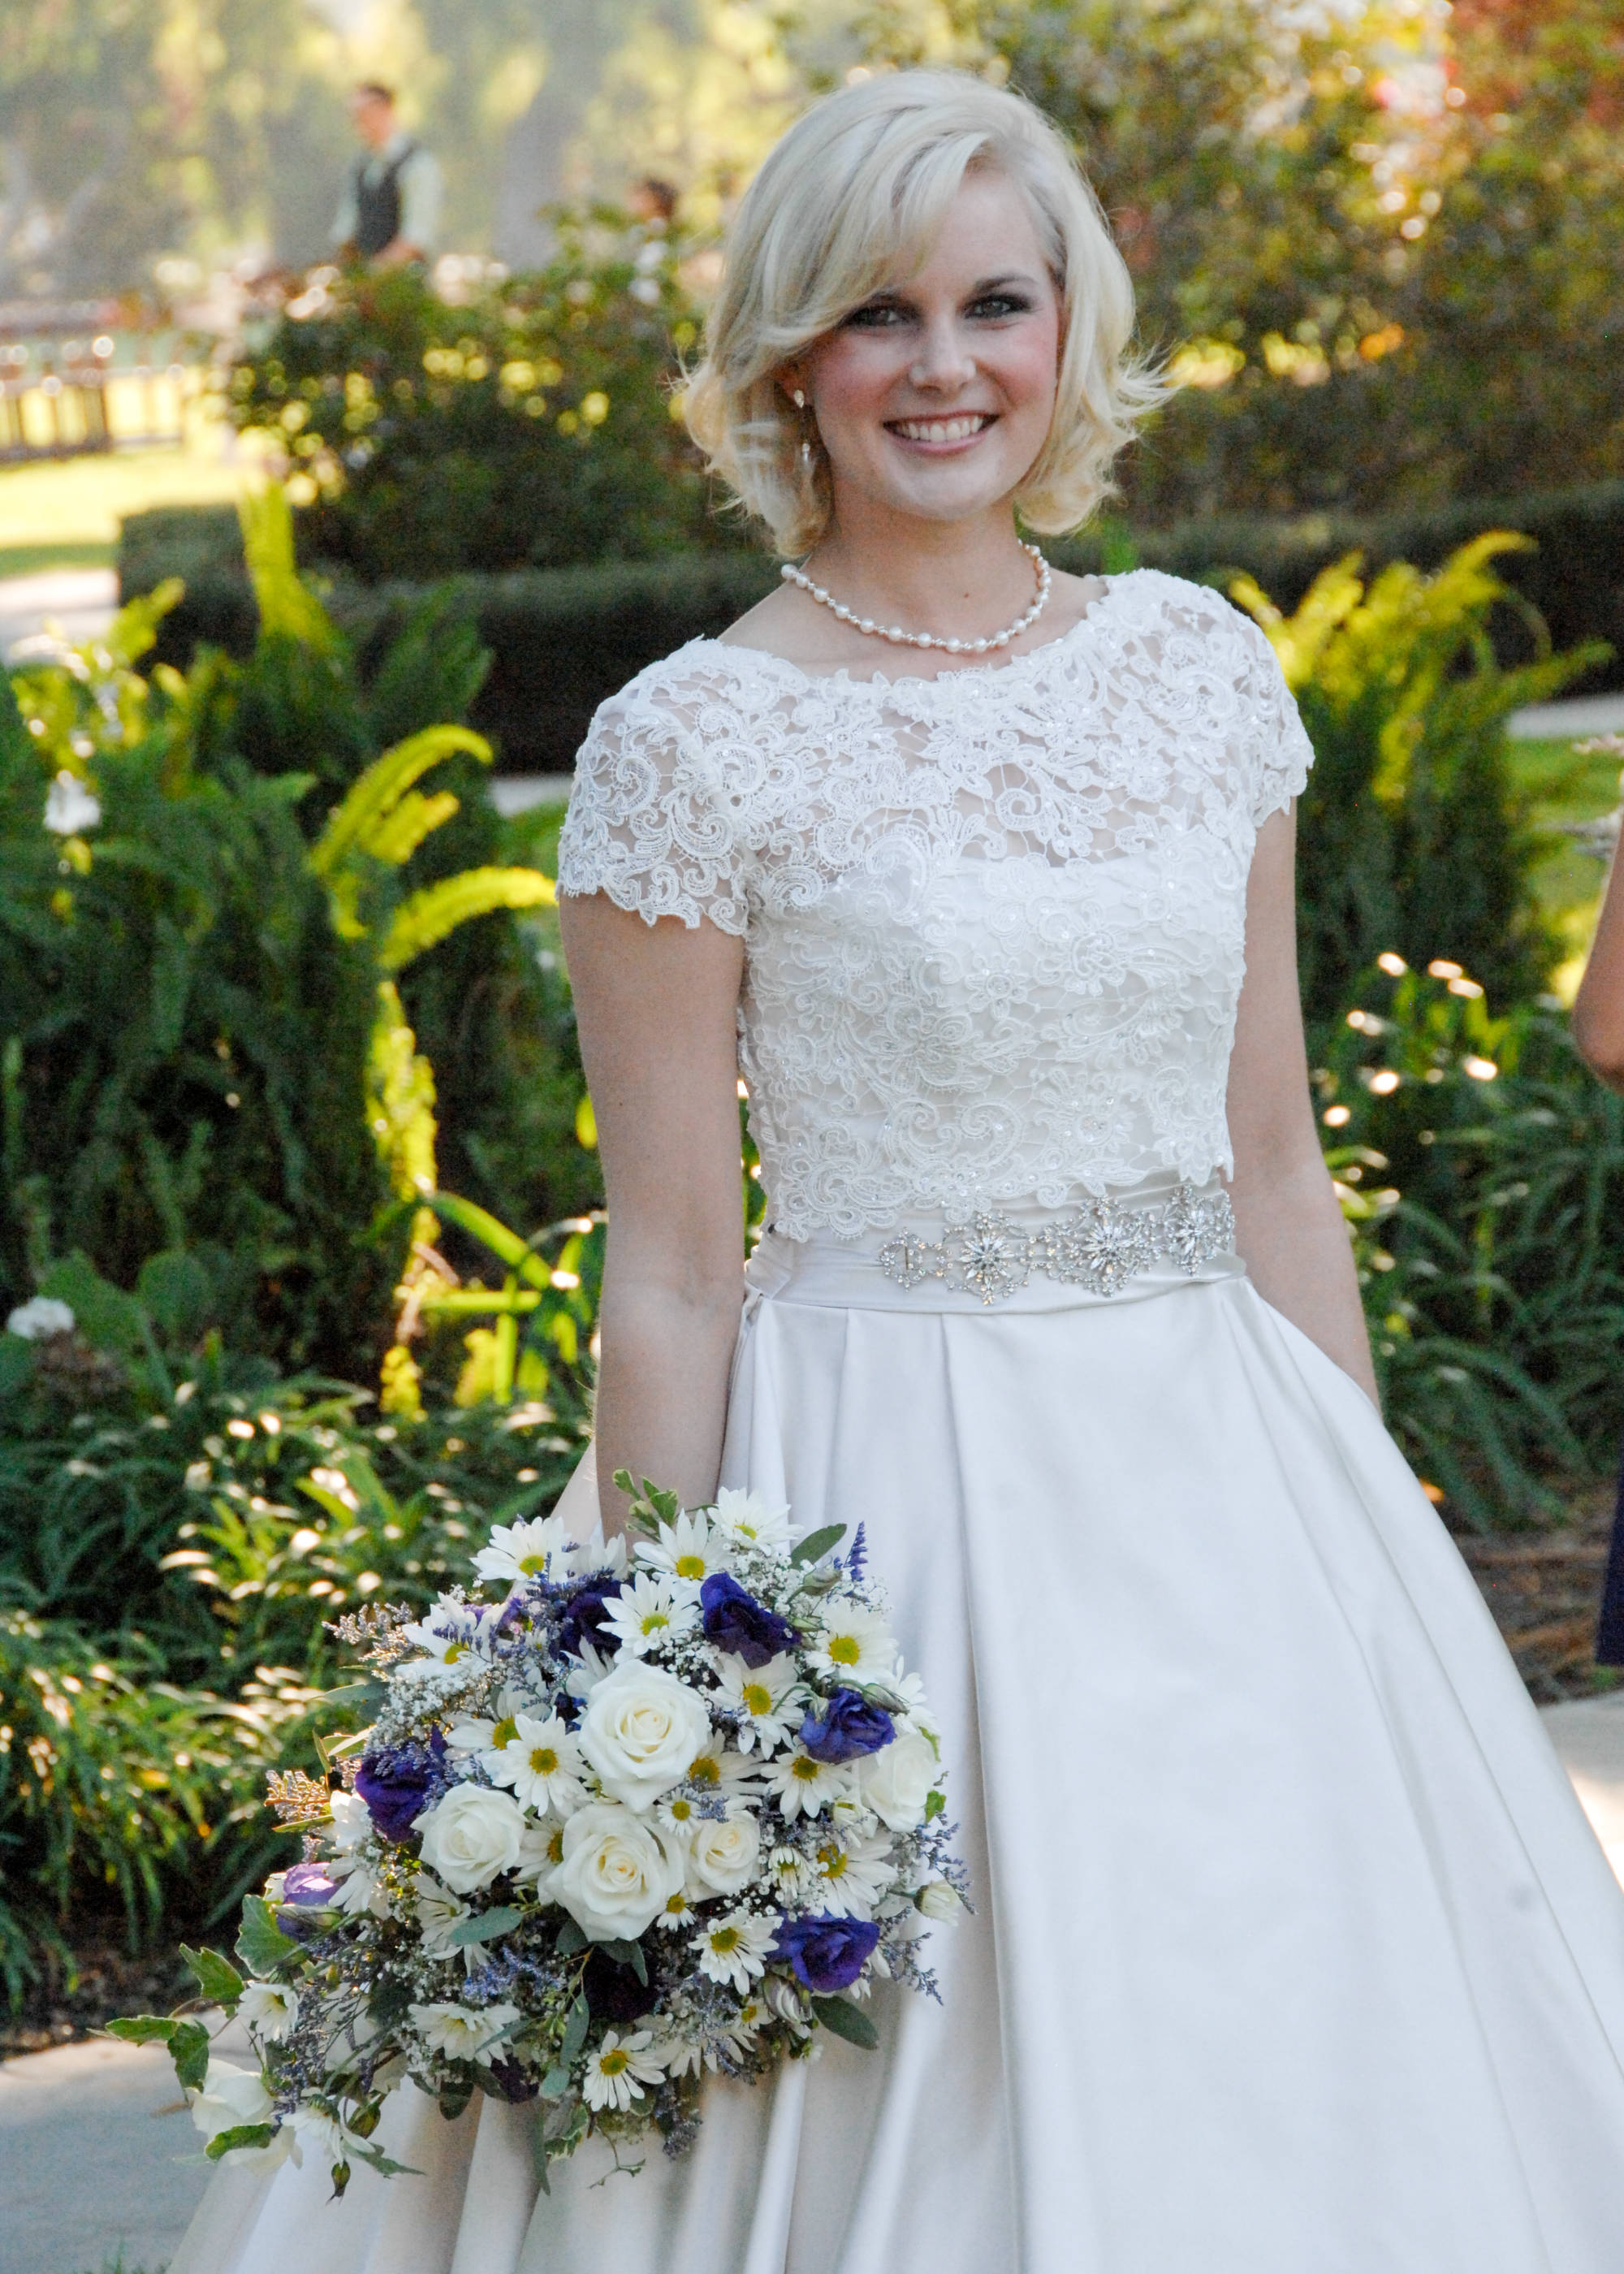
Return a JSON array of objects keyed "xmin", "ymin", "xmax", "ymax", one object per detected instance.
[{"xmin": 891, "ymin": 415, "xmax": 989, "ymax": 443}]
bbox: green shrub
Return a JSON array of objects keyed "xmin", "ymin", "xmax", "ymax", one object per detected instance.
[
  {"xmin": 122, "ymin": 482, "xmax": 1624, "ymax": 776},
  {"xmin": 1235, "ymin": 534, "xmax": 1607, "ymax": 1023},
  {"xmin": 223, "ymin": 218, "xmax": 732, "ymax": 582}
]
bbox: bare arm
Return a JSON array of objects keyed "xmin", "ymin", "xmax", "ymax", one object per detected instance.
[
  {"xmin": 1226, "ymin": 804, "xmax": 1379, "ymax": 1405},
  {"xmin": 1572, "ymin": 841, "xmax": 1624, "ymax": 1090},
  {"xmin": 559, "ymin": 893, "xmax": 747, "ymax": 1533}
]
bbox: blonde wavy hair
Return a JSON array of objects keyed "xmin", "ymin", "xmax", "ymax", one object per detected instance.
[{"xmin": 683, "ymin": 70, "xmax": 1164, "ymax": 558}]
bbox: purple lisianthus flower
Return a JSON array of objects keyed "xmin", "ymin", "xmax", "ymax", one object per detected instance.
[
  {"xmin": 798, "ymin": 1687, "xmax": 894, "ymax": 1764},
  {"xmin": 700, "ymin": 1572, "xmax": 798, "ymax": 1669},
  {"xmin": 355, "ymin": 1733, "xmax": 443, "ymax": 1844},
  {"xmin": 557, "ymin": 1578, "xmax": 624, "ymax": 1659},
  {"xmin": 486, "ymin": 2054, "xmax": 540, "ymax": 2104},
  {"xmin": 771, "ymin": 1913, "xmax": 880, "ymax": 1994},
  {"xmin": 276, "ymin": 1860, "xmax": 340, "ymax": 1934}
]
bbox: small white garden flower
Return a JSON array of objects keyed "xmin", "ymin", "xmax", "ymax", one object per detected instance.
[
  {"xmin": 693, "ymin": 1907, "xmax": 775, "ymax": 1994},
  {"xmin": 600, "ymin": 1571, "xmax": 698, "ymax": 1658},
  {"xmin": 513, "ymin": 1816, "xmax": 566, "ymax": 1883},
  {"xmin": 473, "ymin": 1514, "xmax": 570, "ymax": 1588},
  {"xmin": 683, "ymin": 1743, "xmax": 765, "ymax": 1801},
  {"xmin": 914, "ymin": 1878, "xmax": 965, "ymax": 1922},
  {"xmin": 188, "ymin": 2057, "xmax": 272, "ymax": 2144},
  {"xmin": 414, "ymin": 1874, "xmax": 471, "ymax": 1957},
  {"xmin": 324, "ymin": 1791, "xmax": 390, "ymax": 1916},
  {"xmin": 238, "ymin": 1981, "xmax": 300, "ymax": 2042},
  {"xmin": 636, "ymin": 1510, "xmax": 726, "ymax": 1594},
  {"xmin": 766, "ymin": 1843, "xmax": 814, "ymax": 1901},
  {"xmin": 494, "ymin": 1713, "xmax": 587, "ymax": 1816},
  {"xmin": 396, "ymin": 1600, "xmax": 487, "ymax": 1675},
  {"xmin": 765, "ymin": 1748, "xmax": 856, "ymax": 1821},
  {"xmin": 563, "ymin": 1637, "xmax": 616, "ymax": 1706},
  {"xmin": 810, "ymin": 1831, "xmax": 896, "ymax": 1919},
  {"xmin": 287, "ymin": 2103, "xmax": 368, "ymax": 2169},
  {"xmin": 709, "ymin": 1996, "xmax": 768, "ymax": 2060},
  {"xmin": 5, "ymin": 1296, "xmax": 75, "ymax": 1342},
  {"xmin": 43, "ymin": 770, "xmax": 100, "ymax": 836},
  {"xmin": 654, "ymin": 1882, "xmax": 697, "ymax": 1931},
  {"xmin": 408, "ymin": 1999, "xmax": 520, "ymax": 2064},
  {"xmin": 581, "ymin": 2028, "xmax": 663, "ymax": 2112},
  {"xmin": 564, "ymin": 1525, "xmax": 630, "ymax": 1580},
  {"xmin": 710, "ymin": 1650, "xmax": 805, "ymax": 1755},
  {"xmin": 710, "ymin": 1488, "xmax": 791, "ymax": 1550},
  {"xmin": 806, "ymin": 1602, "xmax": 897, "ymax": 1685}
]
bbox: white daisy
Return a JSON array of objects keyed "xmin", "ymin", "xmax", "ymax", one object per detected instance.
[
  {"xmin": 564, "ymin": 1525, "xmax": 630, "ymax": 1580},
  {"xmin": 582, "ymin": 2028, "xmax": 664, "ymax": 2112},
  {"xmin": 473, "ymin": 1514, "xmax": 570, "ymax": 1588},
  {"xmin": 683, "ymin": 1742, "xmax": 766, "ymax": 1801},
  {"xmin": 765, "ymin": 1747, "xmax": 856, "ymax": 1821},
  {"xmin": 599, "ymin": 1571, "xmax": 698, "ymax": 1658},
  {"xmin": 408, "ymin": 1999, "xmax": 520, "ymax": 2064},
  {"xmin": 415, "ymin": 1874, "xmax": 472, "ymax": 1957},
  {"xmin": 445, "ymin": 1711, "xmax": 522, "ymax": 1784},
  {"xmin": 708, "ymin": 1997, "xmax": 767, "ymax": 2062},
  {"xmin": 693, "ymin": 1907, "xmax": 776, "ymax": 1994},
  {"xmin": 636, "ymin": 1510, "xmax": 727, "ymax": 1594},
  {"xmin": 710, "ymin": 1650, "xmax": 805, "ymax": 1755},
  {"xmin": 563, "ymin": 1637, "xmax": 616, "ymax": 1705},
  {"xmin": 324, "ymin": 1792, "xmax": 390, "ymax": 1916},
  {"xmin": 490, "ymin": 1713, "xmax": 587, "ymax": 1816},
  {"xmin": 654, "ymin": 1882, "xmax": 698, "ymax": 1932},
  {"xmin": 396, "ymin": 1599, "xmax": 487, "ymax": 1672},
  {"xmin": 765, "ymin": 1843, "xmax": 815, "ymax": 1902},
  {"xmin": 810, "ymin": 1831, "xmax": 896, "ymax": 1919},
  {"xmin": 805, "ymin": 1602, "xmax": 897, "ymax": 1686},
  {"xmin": 710, "ymin": 1488, "xmax": 792, "ymax": 1550},
  {"xmin": 645, "ymin": 2030, "xmax": 702, "ymax": 2076},
  {"xmin": 513, "ymin": 1817, "xmax": 565, "ymax": 1883},
  {"xmin": 238, "ymin": 1981, "xmax": 300, "ymax": 2042}
]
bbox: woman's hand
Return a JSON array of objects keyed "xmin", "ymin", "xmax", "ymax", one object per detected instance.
[
  {"xmin": 1226, "ymin": 805, "xmax": 1380, "ymax": 1407},
  {"xmin": 559, "ymin": 893, "xmax": 747, "ymax": 1533}
]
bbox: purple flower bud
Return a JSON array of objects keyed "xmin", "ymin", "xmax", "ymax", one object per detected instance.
[
  {"xmin": 557, "ymin": 1579, "xmax": 624, "ymax": 1659},
  {"xmin": 700, "ymin": 1572, "xmax": 798, "ymax": 1669},
  {"xmin": 771, "ymin": 1913, "xmax": 880, "ymax": 1994},
  {"xmin": 276, "ymin": 1860, "xmax": 339, "ymax": 1934},
  {"xmin": 798, "ymin": 1687, "xmax": 894, "ymax": 1764}
]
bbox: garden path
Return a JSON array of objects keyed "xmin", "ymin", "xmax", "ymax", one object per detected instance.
[
  {"xmin": 4, "ymin": 1701, "xmax": 1624, "ymax": 2274},
  {"xmin": 0, "ymin": 569, "xmax": 118, "ymax": 662}
]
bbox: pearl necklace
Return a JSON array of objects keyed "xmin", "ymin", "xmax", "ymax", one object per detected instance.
[{"xmin": 780, "ymin": 542, "xmax": 1052, "ymax": 656}]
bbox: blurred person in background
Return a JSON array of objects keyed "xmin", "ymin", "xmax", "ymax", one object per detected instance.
[{"xmin": 334, "ymin": 82, "xmax": 443, "ymax": 271}]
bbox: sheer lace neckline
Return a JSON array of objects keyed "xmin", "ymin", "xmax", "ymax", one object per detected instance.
[{"xmin": 705, "ymin": 569, "xmax": 1133, "ymax": 692}]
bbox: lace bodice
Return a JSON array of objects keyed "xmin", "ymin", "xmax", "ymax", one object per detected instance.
[{"xmin": 556, "ymin": 570, "xmax": 1314, "ymax": 1239}]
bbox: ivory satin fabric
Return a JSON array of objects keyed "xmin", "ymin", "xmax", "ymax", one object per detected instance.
[{"xmin": 172, "ymin": 1239, "xmax": 1624, "ymax": 2273}]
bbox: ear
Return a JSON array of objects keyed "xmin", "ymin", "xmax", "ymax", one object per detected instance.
[{"xmin": 775, "ymin": 365, "xmax": 808, "ymax": 409}]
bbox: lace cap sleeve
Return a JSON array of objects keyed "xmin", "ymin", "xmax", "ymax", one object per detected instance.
[
  {"xmin": 1228, "ymin": 607, "xmax": 1316, "ymax": 828},
  {"xmin": 555, "ymin": 665, "xmax": 749, "ymax": 934}
]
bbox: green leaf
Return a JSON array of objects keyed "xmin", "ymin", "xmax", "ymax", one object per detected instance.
[
  {"xmin": 105, "ymin": 2014, "xmax": 175, "ymax": 2047},
  {"xmin": 809, "ymin": 1995, "xmax": 879, "ymax": 2051},
  {"xmin": 236, "ymin": 1895, "xmax": 301, "ymax": 1978},
  {"xmin": 539, "ymin": 2066, "xmax": 571, "ymax": 2100},
  {"xmin": 555, "ymin": 1919, "xmax": 588, "ymax": 1958},
  {"xmin": 421, "ymin": 1192, "xmax": 552, "ymax": 1290},
  {"xmin": 790, "ymin": 1524, "xmax": 846, "ymax": 1567},
  {"xmin": 559, "ymin": 1994, "xmax": 590, "ymax": 2065},
  {"xmin": 595, "ymin": 1936, "xmax": 648, "ymax": 1986},
  {"xmin": 448, "ymin": 1905, "xmax": 527, "ymax": 1948},
  {"xmin": 181, "ymin": 1946, "xmax": 245, "ymax": 2008},
  {"xmin": 39, "ymin": 1252, "xmax": 147, "ymax": 1355},
  {"xmin": 438, "ymin": 2077, "xmax": 474, "ymax": 2121},
  {"xmin": 310, "ymin": 724, "xmax": 490, "ymax": 880},
  {"xmin": 205, "ymin": 2123, "xmax": 276, "ymax": 2162},
  {"xmin": 0, "ymin": 1333, "xmax": 35, "ymax": 1400},
  {"xmin": 923, "ymin": 1789, "xmax": 946, "ymax": 1821},
  {"xmin": 377, "ymin": 867, "xmax": 555, "ymax": 974},
  {"xmin": 170, "ymin": 2018, "xmax": 212, "ymax": 2092}
]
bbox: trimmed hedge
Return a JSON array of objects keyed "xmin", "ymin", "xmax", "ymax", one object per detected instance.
[{"xmin": 122, "ymin": 479, "xmax": 1624, "ymax": 775}]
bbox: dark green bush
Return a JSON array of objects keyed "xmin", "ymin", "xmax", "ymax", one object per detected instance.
[{"xmin": 223, "ymin": 219, "xmax": 731, "ymax": 581}]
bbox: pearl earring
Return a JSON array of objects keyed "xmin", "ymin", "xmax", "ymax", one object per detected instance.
[{"xmin": 792, "ymin": 388, "xmax": 806, "ymax": 409}]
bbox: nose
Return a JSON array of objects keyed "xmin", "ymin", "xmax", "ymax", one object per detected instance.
[{"xmin": 908, "ymin": 311, "xmax": 976, "ymax": 393}]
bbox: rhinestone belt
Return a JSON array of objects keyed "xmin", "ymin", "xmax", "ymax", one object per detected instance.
[{"xmin": 875, "ymin": 1184, "xmax": 1236, "ymax": 1307}]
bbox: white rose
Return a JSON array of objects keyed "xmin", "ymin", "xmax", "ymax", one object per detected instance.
[
  {"xmin": 578, "ymin": 1662, "xmax": 711, "ymax": 1812},
  {"xmin": 415, "ymin": 1782, "xmax": 526, "ymax": 1893},
  {"xmin": 188, "ymin": 2057, "xmax": 273, "ymax": 2144},
  {"xmin": 548, "ymin": 1801, "xmax": 684, "ymax": 1941},
  {"xmin": 857, "ymin": 1730, "xmax": 939, "ymax": 1831},
  {"xmin": 685, "ymin": 1809, "xmax": 762, "ymax": 1900}
]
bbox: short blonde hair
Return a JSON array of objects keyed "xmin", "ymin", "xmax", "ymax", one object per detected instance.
[{"xmin": 684, "ymin": 70, "xmax": 1163, "ymax": 557}]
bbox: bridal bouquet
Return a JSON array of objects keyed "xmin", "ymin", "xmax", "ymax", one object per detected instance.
[{"xmin": 117, "ymin": 1477, "xmax": 963, "ymax": 2194}]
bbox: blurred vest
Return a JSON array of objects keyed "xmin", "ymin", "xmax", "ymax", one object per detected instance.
[{"xmin": 354, "ymin": 142, "xmax": 418, "ymax": 259}]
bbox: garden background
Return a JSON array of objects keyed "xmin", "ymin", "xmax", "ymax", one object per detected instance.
[{"xmin": 2, "ymin": 0, "xmax": 1624, "ymax": 2072}]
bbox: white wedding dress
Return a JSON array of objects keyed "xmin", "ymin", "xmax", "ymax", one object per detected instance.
[{"xmin": 174, "ymin": 572, "xmax": 1624, "ymax": 2273}]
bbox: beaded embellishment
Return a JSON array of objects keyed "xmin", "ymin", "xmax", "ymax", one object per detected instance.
[{"xmin": 875, "ymin": 1185, "xmax": 1236, "ymax": 1307}]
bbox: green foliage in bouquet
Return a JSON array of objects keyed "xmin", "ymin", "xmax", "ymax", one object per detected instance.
[
  {"xmin": 225, "ymin": 215, "xmax": 733, "ymax": 581},
  {"xmin": 1235, "ymin": 534, "xmax": 1609, "ymax": 1026}
]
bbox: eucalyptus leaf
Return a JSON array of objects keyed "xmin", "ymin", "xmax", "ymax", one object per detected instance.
[
  {"xmin": 448, "ymin": 1904, "xmax": 527, "ymax": 1948},
  {"xmin": 809, "ymin": 1995, "xmax": 879, "ymax": 2051},
  {"xmin": 559, "ymin": 1993, "xmax": 590, "ymax": 2064},
  {"xmin": 790, "ymin": 1524, "xmax": 846, "ymax": 1568},
  {"xmin": 555, "ymin": 1919, "xmax": 588, "ymax": 1957},
  {"xmin": 539, "ymin": 2066, "xmax": 571, "ymax": 2100}
]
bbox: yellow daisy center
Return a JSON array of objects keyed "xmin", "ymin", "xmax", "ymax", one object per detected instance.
[
  {"xmin": 490, "ymin": 1717, "xmax": 518, "ymax": 1749},
  {"xmin": 709, "ymin": 1926, "xmax": 741, "ymax": 1955},
  {"xmin": 664, "ymin": 1891, "xmax": 689, "ymax": 1914},
  {"xmin": 546, "ymin": 1827, "xmax": 564, "ymax": 1864},
  {"xmin": 640, "ymin": 1608, "xmax": 671, "ymax": 1633},
  {"xmin": 529, "ymin": 1745, "xmax": 558, "ymax": 1775},
  {"xmin": 598, "ymin": 2047, "xmax": 630, "ymax": 2076},
  {"xmin": 742, "ymin": 1684, "xmax": 771, "ymax": 1715},
  {"xmin": 689, "ymin": 1755, "xmax": 721, "ymax": 1786},
  {"xmin": 827, "ymin": 1636, "xmax": 861, "ymax": 1667},
  {"xmin": 675, "ymin": 1553, "xmax": 706, "ymax": 1579},
  {"xmin": 791, "ymin": 1755, "xmax": 821, "ymax": 1782},
  {"xmin": 816, "ymin": 1843, "xmax": 848, "ymax": 1878},
  {"xmin": 519, "ymin": 1552, "xmax": 548, "ymax": 1574}
]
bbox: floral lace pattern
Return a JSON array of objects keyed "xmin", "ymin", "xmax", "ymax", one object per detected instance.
[{"xmin": 557, "ymin": 571, "xmax": 1314, "ymax": 1239}]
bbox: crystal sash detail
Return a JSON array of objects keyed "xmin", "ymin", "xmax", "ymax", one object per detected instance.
[{"xmin": 875, "ymin": 1182, "xmax": 1237, "ymax": 1307}]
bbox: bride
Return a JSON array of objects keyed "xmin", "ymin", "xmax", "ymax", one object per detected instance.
[{"xmin": 175, "ymin": 67, "xmax": 1624, "ymax": 2274}]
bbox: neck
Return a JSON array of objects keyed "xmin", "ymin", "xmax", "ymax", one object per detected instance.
[{"xmin": 805, "ymin": 491, "xmax": 1037, "ymax": 641}]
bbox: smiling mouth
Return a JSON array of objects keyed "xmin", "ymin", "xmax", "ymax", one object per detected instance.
[{"xmin": 886, "ymin": 413, "xmax": 996, "ymax": 445}]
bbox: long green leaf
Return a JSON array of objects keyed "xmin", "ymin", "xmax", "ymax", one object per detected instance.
[
  {"xmin": 310, "ymin": 728, "xmax": 490, "ymax": 880},
  {"xmin": 378, "ymin": 867, "xmax": 555, "ymax": 974}
]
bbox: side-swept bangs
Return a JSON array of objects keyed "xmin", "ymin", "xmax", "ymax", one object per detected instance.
[{"xmin": 683, "ymin": 69, "xmax": 1164, "ymax": 556}]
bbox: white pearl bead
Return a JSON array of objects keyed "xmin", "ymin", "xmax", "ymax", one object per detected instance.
[
  {"xmin": 946, "ymin": 639, "xmax": 963, "ymax": 653},
  {"xmin": 859, "ymin": 619, "xmax": 875, "ymax": 634},
  {"xmin": 972, "ymin": 639, "xmax": 989, "ymax": 653}
]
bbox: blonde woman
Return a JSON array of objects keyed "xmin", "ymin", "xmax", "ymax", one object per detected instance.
[{"xmin": 175, "ymin": 69, "xmax": 1624, "ymax": 2274}]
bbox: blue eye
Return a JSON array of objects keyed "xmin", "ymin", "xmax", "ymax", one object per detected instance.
[{"xmin": 844, "ymin": 300, "xmax": 908, "ymax": 329}]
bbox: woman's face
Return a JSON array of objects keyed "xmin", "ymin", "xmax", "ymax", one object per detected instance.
[{"xmin": 786, "ymin": 169, "xmax": 1063, "ymax": 534}]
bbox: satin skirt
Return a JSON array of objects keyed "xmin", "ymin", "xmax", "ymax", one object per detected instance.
[{"xmin": 171, "ymin": 1226, "xmax": 1624, "ymax": 2274}]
